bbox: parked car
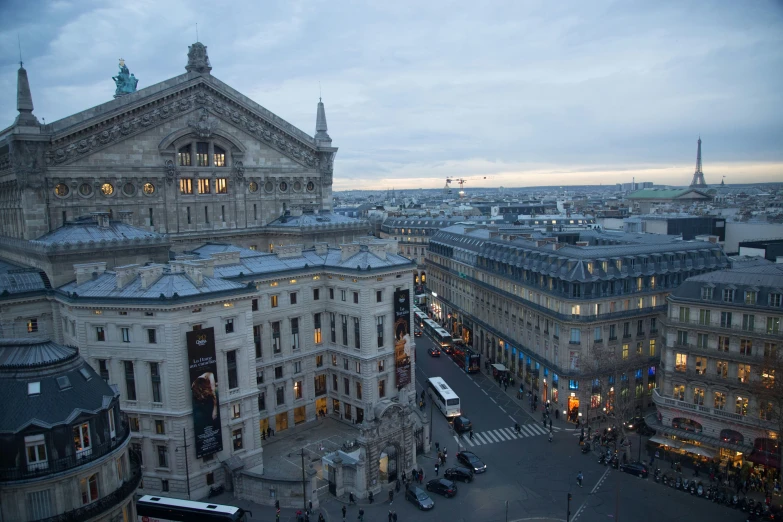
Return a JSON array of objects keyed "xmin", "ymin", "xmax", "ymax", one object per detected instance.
[
  {"xmin": 453, "ymin": 416, "xmax": 472, "ymax": 433},
  {"xmin": 619, "ymin": 461, "xmax": 649, "ymax": 478},
  {"xmin": 456, "ymin": 451, "xmax": 487, "ymax": 473},
  {"xmin": 405, "ymin": 485, "xmax": 435, "ymax": 510},
  {"xmin": 428, "ymin": 347, "xmax": 441, "ymax": 357},
  {"xmin": 426, "ymin": 478, "xmax": 458, "ymax": 498},
  {"xmin": 444, "ymin": 467, "xmax": 474, "ymax": 483}
]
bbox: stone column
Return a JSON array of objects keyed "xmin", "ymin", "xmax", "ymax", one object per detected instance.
[{"xmin": 333, "ymin": 457, "xmax": 345, "ymax": 497}]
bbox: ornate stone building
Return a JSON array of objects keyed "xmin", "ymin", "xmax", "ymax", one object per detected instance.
[
  {"xmin": 0, "ymin": 339, "xmax": 139, "ymax": 522},
  {"xmin": 0, "ymin": 43, "xmax": 367, "ymax": 262}
]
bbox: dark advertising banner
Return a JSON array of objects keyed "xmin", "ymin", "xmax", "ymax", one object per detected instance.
[
  {"xmin": 186, "ymin": 327, "xmax": 224, "ymax": 458},
  {"xmin": 394, "ymin": 289, "xmax": 412, "ymax": 389}
]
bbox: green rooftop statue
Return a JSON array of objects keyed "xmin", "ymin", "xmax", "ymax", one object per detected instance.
[{"xmin": 112, "ymin": 58, "xmax": 138, "ymax": 97}]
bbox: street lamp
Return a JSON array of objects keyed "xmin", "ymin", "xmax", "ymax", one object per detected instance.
[{"xmin": 174, "ymin": 428, "xmax": 191, "ymax": 500}]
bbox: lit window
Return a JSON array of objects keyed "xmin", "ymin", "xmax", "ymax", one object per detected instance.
[
  {"xmin": 27, "ymin": 318, "xmax": 38, "ymax": 333},
  {"xmin": 232, "ymin": 428, "xmax": 243, "ymax": 450},
  {"xmin": 179, "ymin": 178, "xmax": 193, "ymax": 194},
  {"xmin": 197, "ymin": 142, "xmax": 209, "ymax": 166},
  {"xmin": 214, "ymin": 146, "xmax": 226, "ymax": 167},
  {"xmin": 215, "ymin": 178, "xmax": 228, "ymax": 194},
  {"xmin": 198, "ymin": 178, "xmax": 211, "ymax": 194},
  {"xmin": 80, "ymin": 473, "xmax": 99, "ymax": 505},
  {"xmin": 675, "ymin": 353, "xmax": 687, "ymax": 372},
  {"xmin": 178, "ymin": 144, "xmax": 192, "ymax": 166}
]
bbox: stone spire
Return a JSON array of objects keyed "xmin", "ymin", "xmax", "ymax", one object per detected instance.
[
  {"xmin": 15, "ymin": 64, "xmax": 39, "ymax": 126},
  {"xmin": 315, "ymin": 97, "xmax": 331, "ymax": 145}
]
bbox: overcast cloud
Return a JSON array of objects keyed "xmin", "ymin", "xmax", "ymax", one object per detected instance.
[{"xmin": 1, "ymin": 0, "xmax": 781, "ymax": 190}]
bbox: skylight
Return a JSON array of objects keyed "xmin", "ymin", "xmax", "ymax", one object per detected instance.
[{"xmin": 28, "ymin": 382, "xmax": 41, "ymax": 395}]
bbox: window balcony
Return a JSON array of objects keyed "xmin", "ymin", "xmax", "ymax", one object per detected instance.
[{"xmin": 0, "ymin": 420, "xmax": 130, "ymax": 482}]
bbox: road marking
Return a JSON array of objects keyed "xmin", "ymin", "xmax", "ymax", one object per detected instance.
[
  {"xmin": 572, "ymin": 467, "xmax": 611, "ymax": 522},
  {"xmin": 519, "ymin": 424, "xmax": 537, "ymax": 436},
  {"xmin": 509, "ymin": 415, "xmax": 516, "ymax": 422},
  {"xmin": 482, "ymin": 389, "xmax": 488, "ymax": 395},
  {"xmin": 484, "ymin": 431, "xmax": 501, "ymax": 443},
  {"xmin": 472, "ymin": 433, "xmax": 487, "ymax": 445},
  {"xmin": 490, "ymin": 398, "xmax": 496, "ymax": 403},
  {"xmin": 498, "ymin": 406, "xmax": 506, "ymax": 413},
  {"xmin": 453, "ymin": 434, "xmax": 461, "ymax": 446}
]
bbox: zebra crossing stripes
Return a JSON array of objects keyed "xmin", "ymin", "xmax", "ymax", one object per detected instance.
[{"xmin": 458, "ymin": 424, "xmax": 551, "ymax": 447}]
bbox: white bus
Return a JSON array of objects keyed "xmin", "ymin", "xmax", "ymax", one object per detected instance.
[
  {"xmin": 414, "ymin": 310, "xmax": 428, "ymax": 328},
  {"xmin": 136, "ymin": 495, "xmax": 251, "ymax": 522},
  {"xmin": 427, "ymin": 377, "xmax": 461, "ymax": 417},
  {"xmin": 423, "ymin": 318, "xmax": 452, "ymax": 349}
]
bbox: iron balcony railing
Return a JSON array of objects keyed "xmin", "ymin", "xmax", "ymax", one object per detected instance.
[
  {"xmin": 38, "ymin": 453, "xmax": 141, "ymax": 522},
  {"xmin": 0, "ymin": 421, "xmax": 129, "ymax": 482}
]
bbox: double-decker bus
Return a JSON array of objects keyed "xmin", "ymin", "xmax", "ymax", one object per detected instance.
[
  {"xmin": 427, "ymin": 377, "xmax": 461, "ymax": 417},
  {"xmin": 422, "ymin": 318, "xmax": 452, "ymax": 349},
  {"xmin": 452, "ymin": 342, "xmax": 480, "ymax": 373},
  {"xmin": 136, "ymin": 495, "xmax": 251, "ymax": 522}
]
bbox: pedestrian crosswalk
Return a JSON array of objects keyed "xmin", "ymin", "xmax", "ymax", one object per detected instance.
[{"xmin": 453, "ymin": 424, "xmax": 553, "ymax": 447}]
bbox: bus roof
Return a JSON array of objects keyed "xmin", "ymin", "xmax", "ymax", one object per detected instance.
[
  {"xmin": 428, "ymin": 377, "xmax": 459, "ymax": 399},
  {"xmin": 137, "ymin": 495, "xmax": 241, "ymax": 514},
  {"xmin": 435, "ymin": 328, "xmax": 450, "ymax": 337}
]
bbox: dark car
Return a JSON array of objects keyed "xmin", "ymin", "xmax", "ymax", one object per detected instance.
[
  {"xmin": 414, "ymin": 327, "xmax": 422, "ymax": 337},
  {"xmin": 426, "ymin": 478, "xmax": 458, "ymax": 498},
  {"xmin": 624, "ymin": 416, "xmax": 655, "ymax": 436},
  {"xmin": 619, "ymin": 461, "xmax": 649, "ymax": 478},
  {"xmin": 405, "ymin": 485, "xmax": 435, "ymax": 510},
  {"xmin": 442, "ymin": 344, "xmax": 453, "ymax": 355},
  {"xmin": 444, "ymin": 467, "xmax": 474, "ymax": 483},
  {"xmin": 428, "ymin": 347, "xmax": 441, "ymax": 357},
  {"xmin": 453, "ymin": 416, "xmax": 472, "ymax": 433},
  {"xmin": 456, "ymin": 451, "xmax": 487, "ymax": 474}
]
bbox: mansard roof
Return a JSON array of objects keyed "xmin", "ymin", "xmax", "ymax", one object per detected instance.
[
  {"xmin": 36, "ymin": 217, "xmax": 165, "ymax": 245},
  {"xmin": 671, "ymin": 264, "xmax": 783, "ymax": 307}
]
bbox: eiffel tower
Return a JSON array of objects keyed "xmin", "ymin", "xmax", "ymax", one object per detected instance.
[{"xmin": 689, "ymin": 137, "xmax": 708, "ymax": 188}]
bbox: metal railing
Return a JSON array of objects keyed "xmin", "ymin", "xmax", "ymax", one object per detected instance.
[
  {"xmin": 39, "ymin": 453, "xmax": 141, "ymax": 522},
  {"xmin": 662, "ymin": 316, "xmax": 782, "ymax": 339},
  {"xmin": 0, "ymin": 422, "xmax": 129, "ymax": 482},
  {"xmin": 651, "ymin": 389, "xmax": 774, "ymax": 429}
]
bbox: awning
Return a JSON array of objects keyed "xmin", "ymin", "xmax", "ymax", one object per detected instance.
[
  {"xmin": 746, "ymin": 451, "xmax": 781, "ymax": 469},
  {"xmin": 491, "ymin": 363, "xmax": 508, "ymax": 372},
  {"xmin": 681, "ymin": 444, "xmax": 716, "ymax": 459},
  {"xmin": 649, "ymin": 435, "xmax": 683, "ymax": 449}
]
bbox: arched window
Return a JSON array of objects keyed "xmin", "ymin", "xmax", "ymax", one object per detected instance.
[
  {"xmin": 196, "ymin": 142, "xmax": 209, "ymax": 166},
  {"xmin": 178, "ymin": 144, "xmax": 191, "ymax": 166}
]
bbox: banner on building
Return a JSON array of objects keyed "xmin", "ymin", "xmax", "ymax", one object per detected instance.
[
  {"xmin": 186, "ymin": 327, "xmax": 224, "ymax": 458},
  {"xmin": 394, "ymin": 289, "xmax": 412, "ymax": 389}
]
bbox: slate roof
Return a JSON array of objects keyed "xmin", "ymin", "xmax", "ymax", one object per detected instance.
[
  {"xmin": 266, "ymin": 212, "xmax": 366, "ymax": 228},
  {"xmin": 35, "ymin": 219, "xmax": 164, "ymax": 245},
  {"xmin": 58, "ymin": 270, "xmax": 247, "ymax": 300},
  {"xmin": 190, "ymin": 243, "xmax": 265, "ymax": 259},
  {"xmin": 672, "ymin": 264, "xmax": 783, "ymax": 298},
  {"xmin": 0, "ymin": 339, "xmax": 116, "ymax": 433},
  {"xmin": 0, "ymin": 260, "xmax": 47, "ymax": 295},
  {"xmin": 626, "ymin": 189, "xmax": 709, "ymax": 200}
]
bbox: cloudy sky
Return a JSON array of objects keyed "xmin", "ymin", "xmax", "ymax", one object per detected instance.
[{"xmin": 1, "ymin": 0, "xmax": 781, "ymax": 190}]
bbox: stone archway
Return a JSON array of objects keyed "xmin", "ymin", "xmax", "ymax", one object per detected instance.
[
  {"xmin": 362, "ymin": 401, "xmax": 416, "ymax": 493},
  {"xmin": 378, "ymin": 444, "xmax": 399, "ymax": 483}
]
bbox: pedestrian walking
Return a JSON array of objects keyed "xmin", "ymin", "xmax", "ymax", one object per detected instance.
[
  {"xmin": 392, "ymin": 512, "xmax": 398, "ymax": 522},
  {"xmin": 469, "ymin": 428, "xmax": 474, "ymax": 440},
  {"xmin": 549, "ymin": 429, "xmax": 553, "ymax": 443},
  {"xmin": 388, "ymin": 512, "xmax": 393, "ymax": 522},
  {"xmin": 342, "ymin": 505, "xmax": 346, "ymax": 521},
  {"xmin": 389, "ymin": 490, "xmax": 394, "ymax": 503},
  {"xmin": 319, "ymin": 514, "xmax": 325, "ymax": 522},
  {"xmin": 358, "ymin": 508, "xmax": 364, "ymax": 522},
  {"xmin": 549, "ymin": 418, "xmax": 552, "ymax": 430},
  {"xmin": 418, "ymin": 469, "xmax": 423, "ymax": 483},
  {"xmin": 435, "ymin": 463, "xmax": 439, "ymax": 476},
  {"xmin": 395, "ymin": 478, "xmax": 400, "ymax": 493}
]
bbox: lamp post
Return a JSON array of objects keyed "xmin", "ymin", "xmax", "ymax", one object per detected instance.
[
  {"xmin": 175, "ymin": 428, "xmax": 191, "ymax": 500},
  {"xmin": 567, "ymin": 493, "xmax": 572, "ymax": 522},
  {"xmin": 301, "ymin": 448, "xmax": 307, "ymax": 513}
]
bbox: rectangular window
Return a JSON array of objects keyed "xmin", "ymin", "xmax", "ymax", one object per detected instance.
[
  {"xmin": 215, "ymin": 178, "xmax": 228, "ymax": 194},
  {"xmin": 693, "ymin": 387, "xmax": 705, "ymax": 405},
  {"xmin": 677, "ymin": 330, "xmax": 688, "ymax": 345},
  {"xmin": 276, "ymin": 386, "xmax": 285, "ymax": 405},
  {"xmin": 678, "ymin": 307, "xmax": 690, "ymax": 322},
  {"xmin": 150, "ymin": 362, "xmax": 162, "ymax": 403},
  {"xmin": 161, "ymin": 479, "xmax": 169, "ymax": 492},
  {"xmin": 608, "ymin": 325, "xmax": 616, "ymax": 340},
  {"xmin": 315, "ymin": 374, "xmax": 326, "ymax": 396},
  {"xmin": 329, "ymin": 288, "xmax": 334, "ymax": 300},
  {"xmin": 256, "ymin": 369, "xmax": 264, "ymax": 385},
  {"xmin": 252, "ymin": 298, "xmax": 259, "ymax": 311},
  {"xmin": 742, "ymin": 314, "xmax": 755, "ymax": 331},
  {"xmin": 96, "ymin": 327, "xmax": 105, "ymax": 342},
  {"xmin": 378, "ymin": 359, "xmax": 385, "ymax": 372},
  {"xmin": 737, "ymin": 364, "xmax": 751, "ymax": 383},
  {"xmin": 701, "ymin": 286, "xmax": 713, "ymax": 299},
  {"xmin": 294, "ymin": 360, "xmax": 302, "ymax": 374},
  {"xmin": 713, "ymin": 391, "xmax": 726, "ymax": 410},
  {"xmin": 313, "ymin": 288, "xmax": 320, "ymax": 301},
  {"xmin": 673, "ymin": 384, "xmax": 685, "ymax": 401},
  {"xmin": 294, "ymin": 380, "xmax": 303, "ymax": 400},
  {"xmin": 254, "ymin": 325, "xmax": 262, "ymax": 357},
  {"xmin": 129, "ymin": 417, "xmax": 140, "ymax": 432},
  {"xmin": 353, "ymin": 291, "xmax": 359, "ymax": 304},
  {"xmin": 271, "ymin": 295, "xmax": 279, "ymax": 308},
  {"xmin": 343, "ymin": 357, "xmax": 349, "ymax": 370},
  {"xmin": 272, "ymin": 321, "xmax": 281, "ymax": 353},
  {"xmin": 569, "ymin": 328, "xmax": 580, "ymax": 344},
  {"xmin": 332, "ymin": 374, "xmax": 338, "ymax": 391},
  {"xmin": 376, "ymin": 290, "xmax": 382, "ymax": 302},
  {"xmin": 594, "ymin": 327, "xmax": 602, "ymax": 342},
  {"xmin": 290, "ymin": 292, "xmax": 297, "ymax": 305},
  {"xmin": 650, "ymin": 317, "xmax": 657, "ymax": 332},
  {"xmin": 623, "ymin": 322, "xmax": 630, "ymax": 337},
  {"xmin": 275, "ymin": 366, "xmax": 283, "ymax": 379},
  {"xmin": 232, "ymin": 428, "xmax": 243, "ymax": 451},
  {"xmin": 80, "ymin": 474, "xmax": 99, "ymax": 505},
  {"xmin": 291, "ymin": 318, "xmax": 300, "ymax": 350},
  {"xmin": 354, "ymin": 317, "xmax": 361, "ymax": 349},
  {"xmin": 155, "ymin": 420, "xmax": 165, "ymax": 435},
  {"xmin": 723, "ymin": 288, "xmax": 735, "ymax": 302},
  {"xmin": 768, "ymin": 317, "xmax": 781, "ymax": 335},
  {"xmin": 232, "ymin": 403, "xmax": 241, "ymax": 419},
  {"xmin": 341, "ymin": 290, "xmax": 346, "ymax": 302},
  {"xmin": 622, "ymin": 344, "xmax": 629, "ymax": 360},
  {"xmin": 316, "ymin": 355, "xmax": 323, "ymax": 368},
  {"xmin": 119, "ymin": 327, "xmax": 130, "ymax": 343},
  {"xmin": 649, "ymin": 339, "xmax": 656, "ymax": 357},
  {"xmin": 25, "ymin": 434, "xmax": 48, "ymax": 470},
  {"xmin": 27, "ymin": 318, "xmax": 38, "ymax": 333},
  {"xmin": 225, "ymin": 318, "xmax": 234, "ymax": 334},
  {"xmin": 718, "ymin": 335, "xmax": 730, "ymax": 352},
  {"xmin": 697, "ymin": 333, "xmax": 708, "ymax": 349},
  {"xmin": 745, "ymin": 290, "xmax": 757, "ymax": 305},
  {"xmin": 377, "ymin": 316, "xmax": 384, "ymax": 347},
  {"xmin": 675, "ymin": 353, "xmax": 687, "ymax": 372},
  {"xmin": 147, "ymin": 328, "xmax": 157, "ymax": 344},
  {"xmin": 720, "ymin": 312, "xmax": 732, "ymax": 329},
  {"xmin": 637, "ymin": 319, "xmax": 645, "ymax": 334},
  {"xmin": 124, "ymin": 361, "xmax": 136, "ymax": 401},
  {"xmin": 356, "ymin": 381, "xmax": 363, "ymax": 400},
  {"xmin": 258, "ymin": 392, "xmax": 266, "ymax": 411},
  {"xmin": 179, "ymin": 178, "xmax": 193, "ymax": 194},
  {"xmin": 157, "ymin": 445, "xmax": 168, "ymax": 468},
  {"xmin": 98, "ymin": 359, "xmax": 109, "ymax": 382},
  {"xmin": 770, "ymin": 293, "xmax": 783, "ymax": 307},
  {"xmin": 197, "ymin": 142, "xmax": 209, "ymax": 166},
  {"xmin": 716, "ymin": 360, "xmax": 728, "ymax": 377},
  {"xmin": 341, "ymin": 315, "xmax": 349, "ymax": 346},
  {"xmin": 186, "ymin": 206, "xmax": 191, "ymax": 224},
  {"xmin": 227, "ymin": 350, "xmax": 238, "ymax": 389},
  {"xmin": 379, "ymin": 379, "xmax": 386, "ymax": 398},
  {"xmin": 695, "ymin": 356, "xmax": 707, "ymax": 375},
  {"xmin": 73, "ymin": 422, "xmax": 92, "ymax": 458},
  {"xmin": 740, "ymin": 339, "xmax": 753, "ymax": 356},
  {"xmin": 198, "ymin": 177, "xmax": 211, "ymax": 194},
  {"xmin": 204, "ymin": 206, "xmax": 209, "ymax": 223},
  {"xmin": 698, "ymin": 309, "xmax": 710, "ymax": 326},
  {"xmin": 344, "ymin": 377, "xmax": 350, "ymax": 395},
  {"xmin": 735, "ymin": 396, "xmax": 748, "ymax": 416},
  {"xmin": 314, "ymin": 313, "xmax": 322, "ymax": 344},
  {"xmin": 330, "ymin": 313, "xmax": 336, "ymax": 343}
]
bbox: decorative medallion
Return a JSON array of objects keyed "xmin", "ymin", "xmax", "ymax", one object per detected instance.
[
  {"xmin": 264, "ymin": 181, "xmax": 274, "ymax": 193},
  {"xmin": 248, "ymin": 181, "xmax": 258, "ymax": 193},
  {"xmin": 101, "ymin": 183, "xmax": 114, "ymax": 196},
  {"xmin": 293, "ymin": 181, "xmax": 302, "ymax": 192},
  {"xmin": 122, "ymin": 182, "xmax": 136, "ymax": 196},
  {"xmin": 143, "ymin": 182, "xmax": 155, "ymax": 195},
  {"xmin": 188, "ymin": 107, "xmax": 218, "ymax": 139},
  {"xmin": 54, "ymin": 183, "xmax": 69, "ymax": 197},
  {"xmin": 279, "ymin": 181, "xmax": 288, "ymax": 192},
  {"xmin": 306, "ymin": 181, "xmax": 315, "ymax": 192},
  {"xmin": 79, "ymin": 183, "xmax": 93, "ymax": 196}
]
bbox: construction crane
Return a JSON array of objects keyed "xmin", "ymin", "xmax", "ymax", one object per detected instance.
[{"xmin": 446, "ymin": 178, "xmax": 468, "ymax": 198}]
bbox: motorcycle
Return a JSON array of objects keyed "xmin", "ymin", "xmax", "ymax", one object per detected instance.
[
  {"xmin": 654, "ymin": 469, "xmax": 661, "ymax": 483},
  {"xmin": 598, "ymin": 453, "xmax": 607, "ymax": 466},
  {"xmin": 697, "ymin": 483, "xmax": 704, "ymax": 497},
  {"xmin": 689, "ymin": 482, "xmax": 696, "ymax": 495},
  {"xmin": 682, "ymin": 477, "xmax": 690, "ymax": 491},
  {"xmin": 581, "ymin": 442, "xmax": 592, "ymax": 455},
  {"xmin": 661, "ymin": 474, "xmax": 668, "ymax": 486},
  {"xmin": 675, "ymin": 476, "xmax": 682, "ymax": 490}
]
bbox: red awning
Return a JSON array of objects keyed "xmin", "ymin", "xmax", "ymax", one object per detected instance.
[{"xmin": 746, "ymin": 451, "xmax": 781, "ymax": 469}]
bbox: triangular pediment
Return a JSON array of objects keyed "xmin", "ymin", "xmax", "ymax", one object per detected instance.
[{"xmin": 45, "ymin": 74, "xmax": 325, "ymax": 169}]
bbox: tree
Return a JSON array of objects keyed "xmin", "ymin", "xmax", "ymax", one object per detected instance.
[{"xmin": 580, "ymin": 341, "xmax": 652, "ymax": 461}]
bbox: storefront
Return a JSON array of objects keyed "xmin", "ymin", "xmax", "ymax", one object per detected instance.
[
  {"xmin": 294, "ymin": 405, "xmax": 307, "ymax": 425},
  {"xmin": 316, "ymin": 397, "xmax": 327, "ymax": 417},
  {"xmin": 275, "ymin": 411, "xmax": 289, "ymax": 432},
  {"xmin": 567, "ymin": 393, "xmax": 580, "ymax": 422}
]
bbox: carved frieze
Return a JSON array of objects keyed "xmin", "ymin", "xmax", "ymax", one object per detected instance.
[
  {"xmin": 164, "ymin": 160, "xmax": 178, "ymax": 184},
  {"xmin": 11, "ymin": 141, "xmax": 46, "ymax": 190},
  {"xmin": 233, "ymin": 160, "xmax": 245, "ymax": 181}
]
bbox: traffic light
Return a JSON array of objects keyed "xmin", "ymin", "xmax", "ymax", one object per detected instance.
[{"xmin": 275, "ymin": 500, "xmax": 280, "ymax": 510}]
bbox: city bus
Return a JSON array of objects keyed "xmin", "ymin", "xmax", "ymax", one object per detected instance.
[
  {"xmin": 414, "ymin": 310, "xmax": 428, "ymax": 329},
  {"xmin": 422, "ymin": 318, "xmax": 452, "ymax": 349},
  {"xmin": 452, "ymin": 343, "xmax": 481, "ymax": 374},
  {"xmin": 427, "ymin": 377, "xmax": 461, "ymax": 417},
  {"xmin": 136, "ymin": 495, "xmax": 251, "ymax": 522}
]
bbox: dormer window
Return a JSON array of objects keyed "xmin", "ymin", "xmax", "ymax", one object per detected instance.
[
  {"xmin": 178, "ymin": 144, "xmax": 192, "ymax": 166},
  {"xmin": 701, "ymin": 286, "xmax": 713, "ymax": 300}
]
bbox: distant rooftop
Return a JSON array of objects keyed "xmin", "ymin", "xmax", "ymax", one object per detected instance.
[
  {"xmin": 266, "ymin": 211, "xmax": 366, "ymax": 228},
  {"xmin": 35, "ymin": 215, "xmax": 165, "ymax": 245},
  {"xmin": 0, "ymin": 259, "xmax": 48, "ymax": 295}
]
